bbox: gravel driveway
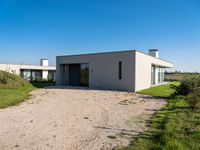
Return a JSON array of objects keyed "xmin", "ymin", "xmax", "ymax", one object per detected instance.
[{"xmin": 0, "ymin": 87, "xmax": 166, "ymax": 150}]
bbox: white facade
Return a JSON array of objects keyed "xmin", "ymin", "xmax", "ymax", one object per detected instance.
[
  {"xmin": 42, "ymin": 70, "xmax": 49, "ymax": 80},
  {"xmin": 40, "ymin": 59, "xmax": 49, "ymax": 67},
  {"xmin": 0, "ymin": 60, "xmax": 56, "ymax": 81}
]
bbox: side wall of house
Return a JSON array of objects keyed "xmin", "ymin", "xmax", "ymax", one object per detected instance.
[
  {"xmin": 134, "ymin": 51, "xmax": 173, "ymax": 92},
  {"xmin": 56, "ymin": 51, "xmax": 136, "ymax": 91},
  {"xmin": 0, "ymin": 64, "xmax": 21, "ymax": 75}
]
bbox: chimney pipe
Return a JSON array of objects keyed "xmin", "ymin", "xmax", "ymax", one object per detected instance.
[
  {"xmin": 40, "ymin": 59, "xmax": 49, "ymax": 66},
  {"xmin": 149, "ymin": 49, "xmax": 159, "ymax": 58}
]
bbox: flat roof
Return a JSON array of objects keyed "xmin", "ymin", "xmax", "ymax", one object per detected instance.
[
  {"xmin": 57, "ymin": 50, "xmax": 173, "ymax": 64},
  {"xmin": 0, "ymin": 64, "xmax": 56, "ymax": 70},
  {"xmin": 57, "ymin": 50, "xmax": 136, "ymax": 57}
]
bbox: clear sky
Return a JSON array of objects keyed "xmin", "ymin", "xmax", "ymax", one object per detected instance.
[{"xmin": 0, "ymin": 0, "xmax": 200, "ymax": 72}]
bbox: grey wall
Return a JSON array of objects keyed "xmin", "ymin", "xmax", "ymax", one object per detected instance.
[
  {"xmin": 58, "ymin": 64, "xmax": 69, "ymax": 85},
  {"xmin": 56, "ymin": 50, "xmax": 173, "ymax": 92},
  {"xmin": 56, "ymin": 51, "xmax": 136, "ymax": 91}
]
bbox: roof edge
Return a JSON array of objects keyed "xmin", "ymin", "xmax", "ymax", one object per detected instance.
[
  {"xmin": 56, "ymin": 49, "xmax": 173, "ymax": 65},
  {"xmin": 56, "ymin": 50, "xmax": 137, "ymax": 57}
]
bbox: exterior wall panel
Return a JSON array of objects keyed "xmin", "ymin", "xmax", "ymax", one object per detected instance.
[
  {"xmin": 135, "ymin": 51, "xmax": 173, "ymax": 92},
  {"xmin": 57, "ymin": 50, "xmax": 173, "ymax": 92},
  {"xmin": 56, "ymin": 51, "xmax": 136, "ymax": 91}
]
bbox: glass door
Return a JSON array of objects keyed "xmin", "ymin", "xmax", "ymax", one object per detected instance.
[
  {"xmin": 151, "ymin": 65, "xmax": 155, "ymax": 85},
  {"xmin": 80, "ymin": 63, "xmax": 89, "ymax": 87}
]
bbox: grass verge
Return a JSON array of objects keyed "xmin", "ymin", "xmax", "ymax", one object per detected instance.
[{"xmin": 121, "ymin": 82, "xmax": 200, "ymax": 150}]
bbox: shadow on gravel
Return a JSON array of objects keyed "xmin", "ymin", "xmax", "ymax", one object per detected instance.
[{"xmin": 93, "ymin": 126, "xmax": 142, "ymax": 135}]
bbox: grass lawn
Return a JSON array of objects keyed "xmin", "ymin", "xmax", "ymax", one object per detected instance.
[
  {"xmin": 121, "ymin": 82, "xmax": 200, "ymax": 150},
  {"xmin": 0, "ymin": 70, "xmax": 56, "ymax": 109},
  {"xmin": 138, "ymin": 82, "xmax": 180, "ymax": 98},
  {"xmin": 0, "ymin": 85, "xmax": 35, "ymax": 109},
  {"xmin": 0, "ymin": 82, "xmax": 55, "ymax": 109}
]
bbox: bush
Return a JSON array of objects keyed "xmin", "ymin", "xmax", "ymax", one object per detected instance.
[
  {"xmin": 185, "ymin": 88, "xmax": 200, "ymax": 109},
  {"xmin": 172, "ymin": 77, "xmax": 200, "ymax": 95},
  {"xmin": 0, "ymin": 71, "xmax": 31, "ymax": 89}
]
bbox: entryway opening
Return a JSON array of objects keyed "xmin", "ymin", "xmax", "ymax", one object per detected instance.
[{"xmin": 68, "ymin": 63, "xmax": 89, "ymax": 87}]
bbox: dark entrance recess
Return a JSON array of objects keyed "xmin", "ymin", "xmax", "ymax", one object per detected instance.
[
  {"xmin": 69, "ymin": 63, "xmax": 89, "ymax": 87},
  {"xmin": 69, "ymin": 64, "xmax": 81, "ymax": 86}
]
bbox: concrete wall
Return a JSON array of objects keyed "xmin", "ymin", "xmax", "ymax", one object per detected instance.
[
  {"xmin": 57, "ymin": 50, "xmax": 173, "ymax": 92},
  {"xmin": 42, "ymin": 70, "xmax": 49, "ymax": 80},
  {"xmin": 56, "ymin": 51, "xmax": 136, "ymax": 91},
  {"xmin": 134, "ymin": 51, "xmax": 173, "ymax": 91},
  {"xmin": 40, "ymin": 59, "xmax": 49, "ymax": 67},
  {"xmin": 0, "ymin": 64, "xmax": 21, "ymax": 75}
]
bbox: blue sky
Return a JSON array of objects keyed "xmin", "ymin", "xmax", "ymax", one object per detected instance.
[{"xmin": 0, "ymin": 0, "xmax": 200, "ymax": 72}]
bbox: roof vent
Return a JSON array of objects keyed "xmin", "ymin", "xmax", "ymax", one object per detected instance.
[
  {"xmin": 149, "ymin": 49, "xmax": 159, "ymax": 58},
  {"xmin": 40, "ymin": 59, "xmax": 49, "ymax": 66}
]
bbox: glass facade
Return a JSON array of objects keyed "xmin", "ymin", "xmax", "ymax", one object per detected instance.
[
  {"xmin": 151, "ymin": 65, "xmax": 165, "ymax": 85},
  {"xmin": 80, "ymin": 64, "xmax": 89, "ymax": 86},
  {"xmin": 20, "ymin": 69, "xmax": 56, "ymax": 81},
  {"xmin": 48, "ymin": 71, "xmax": 56, "ymax": 81},
  {"xmin": 21, "ymin": 70, "xmax": 31, "ymax": 80},
  {"xmin": 151, "ymin": 66, "xmax": 155, "ymax": 85},
  {"xmin": 158, "ymin": 68, "xmax": 165, "ymax": 83}
]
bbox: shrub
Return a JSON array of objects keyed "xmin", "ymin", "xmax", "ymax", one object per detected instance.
[
  {"xmin": 0, "ymin": 71, "xmax": 31, "ymax": 89},
  {"xmin": 172, "ymin": 77, "xmax": 200, "ymax": 95},
  {"xmin": 185, "ymin": 88, "xmax": 200, "ymax": 109}
]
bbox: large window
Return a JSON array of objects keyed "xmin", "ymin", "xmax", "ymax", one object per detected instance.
[
  {"xmin": 48, "ymin": 71, "xmax": 56, "ymax": 81},
  {"xmin": 151, "ymin": 66, "xmax": 155, "ymax": 85},
  {"xmin": 21, "ymin": 70, "xmax": 31, "ymax": 80},
  {"xmin": 159, "ymin": 68, "xmax": 165, "ymax": 83},
  {"xmin": 80, "ymin": 64, "xmax": 89, "ymax": 86},
  {"xmin": 31, "ymin": 70, "xmax": 42, "ymax": 81},
  {"xmin": 151, "ymin": 65, "xmax": 165, "ymax": 85},
  {"xmin": 20, "ymin": 69, "xmax": 43, "ymax": 81}
]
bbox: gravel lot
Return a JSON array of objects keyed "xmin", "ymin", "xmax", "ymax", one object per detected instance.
[{"xmin": 0, "ymin": 87, "xmax": 166, "ymax": 150}]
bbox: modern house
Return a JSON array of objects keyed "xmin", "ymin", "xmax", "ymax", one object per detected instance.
[
  {"xmin": 0, "ymin": 59, "xmax": 56, "ymax": 81},
  {"xmin": 56, "ymin": 49, "xmax": 173, "ymax": 92}
]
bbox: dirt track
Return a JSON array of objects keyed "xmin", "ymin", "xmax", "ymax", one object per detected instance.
[{"xmin": 0, "ymin": 87, "xmax": 166, "ymax": 150}]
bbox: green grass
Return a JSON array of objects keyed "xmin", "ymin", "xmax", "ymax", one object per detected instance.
[
  {"xmin": 121, "ymin": 82, "xmax": 200, "ymax": 150},
  {"xmin": 138, "ymin": 82, "xmax": 179, "ymax": 98},
  {"xmin": 0, "ymin": 81, "xmax": 56, "ymax": 109},
  {"xmin": 0, "ymin": 85, "xmax": 35, "ymax": 109},
  {"xmin": 0, "ymin": 71, "xmax": 56, "ymax": 109}
]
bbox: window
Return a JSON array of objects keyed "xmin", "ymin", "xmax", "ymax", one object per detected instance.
[
  {"xmin": 119, "ymin": 61, "xmax": 122, "ymax": 79},
  {"xmin": 151, "ymin": 66, "xmax": 155, "ymax": 85},
  {"xmin": 80, "ymin": 63, "xmax": 89, "ymax": 86},
  {"xmin": 151, "ymin": 66, "xmax": 165, "ymax": 85}
]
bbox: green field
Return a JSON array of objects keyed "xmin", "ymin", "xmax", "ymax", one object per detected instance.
[
  {"xmin": 121, "ymin": 82, "xmax": 200, "ymax": 150},
  {"xmin": 165, "ymin": 73, "xmax": 200, "ymax": 81}
]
